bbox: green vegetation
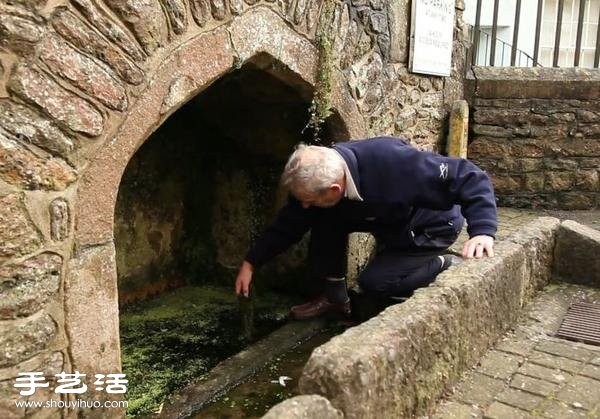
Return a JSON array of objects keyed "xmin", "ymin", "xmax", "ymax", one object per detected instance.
[
  {"xmin": 120, "ymin": 284, "xmax": 297, "ymax": 417},
  {"xmin": 307, "ymin": 0, "xmax": 337, "ymax": 143}
]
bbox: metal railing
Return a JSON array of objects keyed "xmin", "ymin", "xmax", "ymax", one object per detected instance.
[
  {"xmin": 470, "ymin": 0, "xmax": 600, "ymax": 68},
  {"xmin": 470, "ymin": 26, "xmax": 542, "ymax": 67}
]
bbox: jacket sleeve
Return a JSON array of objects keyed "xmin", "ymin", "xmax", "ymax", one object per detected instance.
[
  {"xmin": 382, "ymin": 146, "xmax": 498, "ymax": 238},
  {"xmin": 245, "ymin": 196, "xmax": 313, "ymax": 268}
]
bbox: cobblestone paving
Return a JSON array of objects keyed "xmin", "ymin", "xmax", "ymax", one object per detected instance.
[{"xmin": 429, "ymin": 283, "xmax": 600, "ymax": 419}]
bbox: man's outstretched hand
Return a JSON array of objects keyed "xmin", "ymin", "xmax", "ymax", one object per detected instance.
[
  {"xmin": 235, "ymin": 260, "xmax": 254, "ymax": 297},
  {"xmin": 461, "ymin": 235, "xmax": 495, "ymax": 259}
]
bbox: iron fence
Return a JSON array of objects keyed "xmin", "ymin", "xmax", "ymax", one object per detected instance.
[{"xmin": 469, "ymin": 0, "xmax": 600, "ymax": 68}]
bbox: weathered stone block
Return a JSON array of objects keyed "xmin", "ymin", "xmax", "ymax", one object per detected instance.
[
  {"xmin": 491, "ymin": 175, "xmax": 521, "ymax": 194},
  {"xmin": 519, "ymin": 158, "xmax": 543, "ymax": 172},
  {"xmin": 0, "ymin": 4, "xmax": 44, "ymax": 55},
  {"xmin": 0, "ymin": 253, "xmax": 62, "ymax": 319},
  {"xmin": 554, "ymin": 220, "xmax": 600, "ymax": 285},
  {"xmin": 263, "ymin": 395, "xmax": 343, "ymax": 419},
  {"xmin": 468, "ymin": 138, "xmax": 510, "ymax": 157},
  {"xmin": 0, "ymin": 100, "xmax": 75, "ymax": 157},
  {"xmin": 162, "ymin": 0, "xmax": 188, "ymax": 34},
  {"xmin": 104, "ymin": 0, "xmax": 168, "ymax": 54},
  {"xmin": 579, "ymin": 158, "xmax": 600, "ymax": 169},
  {"xmin": 0, "ymin": 314, "xmax": 57, "ymax": 368},
  {"xmin": 545, "ymin": 171, "xmax": 573, "ymax": 192},
  {"xmin": 65, "ymin": 244, "xmax": 121, "ymax": 376},
  {"xmin": 578, "ymin": 123, "xmax": 600, "ymax": 137},
  {"xmin": 70, "ymin": 0, "xmax": 146, "ymax": 61},
  {"xmin": 51, "ymin": 7, "xmax": 144, "ymax": 85},
  {"xmin": 472, "ymin": 124, "xmax": 513, "ymax": 138},
  {"xmin": 556, "ymin": 192, "xmax": 596, "ymax": 210},
  {"xmin": 0, "ymin": 131, "xmax": 77, "ymax": 191},
  {"xmin": 0, "ymin": 352, "xmax": 64, "ymax": 418},
  {"xmin": 471, "ymin": 67, "xmax": 600, "ymax": 100},
  {"xmin": 576, "ymin": 109, "xmax": 599, "ymax": 122},
  {"xmin": 473, "ymin": 108, "xmax": 530, "ymax": 126},
  {"xmin": 386, "ymin": 0, "xmax": 409, "ymax": 62},
  {"xmin": 161, "ymin": 76, "xmax": 199, "ymax": 115},
  {"xmin": 210, "ymin": 0, "xmax": 228, "ymax": 20},
  {"xmin": 39, "ymin": 34, "xmax": 128, "ymax": 111},
  {"xmin": 547, "ymin": 139, "xmax": 599, "ymax": 158},
  {"xmin": 0, "ymin": 193, "xmax": 42, "ymax": 259},
  {"xmin": 8, "ymin": 64, "xmax": 104, "ymax": 136},
  {"xmin": 542, "ymin": 158, "xmax": 579, "ymax": 171},
  {"xmin": 522, "ymin": 173, "xmax": 545, "ymax": 193},
  {"xmin": 190, "ymin": 0, "xmax": 211, "ymax": 27},
  {"xmin": 573, "ymin": 170, "xmax": 599, "ymax": 191},
  {"xmin": 50, "ymin": 198, "xmax": 70, "ymax": 241}
]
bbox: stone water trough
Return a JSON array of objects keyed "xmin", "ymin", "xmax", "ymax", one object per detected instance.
[{"xmin": 256, "ymin": 218, "xmax": 600, "ymax": 418}]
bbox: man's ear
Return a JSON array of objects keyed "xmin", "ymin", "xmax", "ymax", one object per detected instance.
[{"xmin": 330, "ymin": 183, "xmax": 343, "ymax": 195}]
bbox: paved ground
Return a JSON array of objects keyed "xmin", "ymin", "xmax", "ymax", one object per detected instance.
[
  {"xmin": 429, "ymin": 283, "xmax": 600, "ymax": 419},
  {"xmin": 430, "ymin": 207, "xmax": 600, "ymax": 419}
]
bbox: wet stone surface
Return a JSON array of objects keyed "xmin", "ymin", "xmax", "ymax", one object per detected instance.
[
  {"xmin": 119, "ymin": 284, "xmax": 300, "ymax": 417},
  {"xmin": 430, "ymin": 283, "xmax": 600, "ymax": 419},
  {"xmin": 194, "ymin": 330, "xmax": 339, "ymax": 418}
]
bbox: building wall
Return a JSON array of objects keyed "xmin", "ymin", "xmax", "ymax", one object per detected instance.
[
  {"xmin": 0, "ymin": 1, "xmax": 469, "ymax": 416},
  {"xmin": 467, "ymin": 67, "xmax": 600, "ymax": 210}
]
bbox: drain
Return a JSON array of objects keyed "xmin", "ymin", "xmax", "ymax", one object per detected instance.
[{"xmin": 556, "ymin": 302, "xmax": 600, "ymax": 346}]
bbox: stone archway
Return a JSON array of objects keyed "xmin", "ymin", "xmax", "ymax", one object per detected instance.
[{"xmin": 64, "ymin": 7, "xmax": 365, "ymax": 391}]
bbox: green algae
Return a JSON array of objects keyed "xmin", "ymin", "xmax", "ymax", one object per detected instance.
[{"xmin": 120, "ymin": 284, "xmax": 299, "ymax": 417}]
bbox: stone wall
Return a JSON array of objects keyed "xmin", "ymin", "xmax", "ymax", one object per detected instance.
[
  {"xmin": 0, "ymin": 0, "xmax": 469, "ymax": 416},
  {"xmin": 467, "ymin": 67, "xmax": 600, "ymax": 210}
]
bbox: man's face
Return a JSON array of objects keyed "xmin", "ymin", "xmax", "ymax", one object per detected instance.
[{"xmin": 294, "ymin": 186, "xmax": 343, "ymax": 209}]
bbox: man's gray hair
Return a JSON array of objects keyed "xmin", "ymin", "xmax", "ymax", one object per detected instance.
[{"xmin": 281, "ymin": 143, "xmax": 344, "ymax": 195}]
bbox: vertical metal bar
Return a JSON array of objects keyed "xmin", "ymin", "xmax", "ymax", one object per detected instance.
[
  {"xmin": 485, "ymin": 32, "xmax": 489, "ymax": 64},
  {"xmin": 554, "ymin": 0, "xmax": 565, "ymax": 67},
  {"xmin": 511, "ymin": 0, "xmax": 522, "ymax": 65},
  {"xmin": 502, "ymin": 42, "xmax": 506, "ymax": 65},
  {"xmin": 472, "ymin": 0, "xmax": 483, "ymax": 65},
  {"xmin": 595, "ymin": 4, "xmax": 600, "ymax": 67},
  {"xmin": 574, "ymin": 0, "xmax": 587, "ymax": 66},
  {"xmin": 533, "ymin": 0, "xmax": 544, "ymax": 65},
  {"xmin": 490, "ymin": 0, "xmax": 500, "ymax": 66}
]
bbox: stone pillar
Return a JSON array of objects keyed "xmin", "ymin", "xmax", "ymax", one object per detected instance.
[{"xmin": 446, "ymin": 100, "xmax": 469, "ymax": 158}]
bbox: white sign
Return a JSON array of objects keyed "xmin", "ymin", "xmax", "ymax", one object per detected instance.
[{"xmin": 409, "ymin": 0, "xmax": 456, "ymax": 77}]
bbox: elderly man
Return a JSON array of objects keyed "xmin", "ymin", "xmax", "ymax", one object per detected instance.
[{"xmin": 235, "ymin": 136, "xmax": 497, "ymax": 319}]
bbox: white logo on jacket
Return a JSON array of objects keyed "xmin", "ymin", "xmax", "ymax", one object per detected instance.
[{"xmin": 439, "ymin": 162, "xmax": 449, "ymax": 180}]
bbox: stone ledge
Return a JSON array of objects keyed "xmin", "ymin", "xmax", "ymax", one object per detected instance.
[
  {"xmin": 554, "ymin": 220, "xmax": 600, "ymax": 286},
  {"xmin": 468, "ymin": 67, "xmax": 600, "ymax": 100},
  {"xmin": 291, "ymin": 217, "xmax": 560, "ymax": 418},
  {"xmin": 262, "ymin": 395, "xmax": 343, "ymax": 419}
]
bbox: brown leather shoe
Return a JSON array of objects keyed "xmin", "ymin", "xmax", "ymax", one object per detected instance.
[{"xmin": 290, "ymin": 295, "xmax": 351, "ymax": 320}]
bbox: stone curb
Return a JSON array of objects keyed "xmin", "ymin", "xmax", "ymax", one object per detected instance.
[{"xmin": 264, "ymin": 217, "xmax": 560, "ymax": 418}]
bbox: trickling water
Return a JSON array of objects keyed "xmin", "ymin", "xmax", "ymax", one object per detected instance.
[
  {"xmin": 119, "ymin": 284, "xmax": 298, "ymax": 417},
  {"xmin": 193, "ymin": 329, "xmax": 340, "ymax": 418}
]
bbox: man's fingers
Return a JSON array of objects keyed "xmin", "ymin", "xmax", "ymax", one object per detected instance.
[
  {"xmin": 463, "ymin": 241, "xmax": 476, "ymax": 258},
  {"xmin": 475, "ymin": 243, "xmax": 484, "ymax": 258},
  {"xmin": 485, "ymin": 242, "xmax": 495, "ymax": 257}
]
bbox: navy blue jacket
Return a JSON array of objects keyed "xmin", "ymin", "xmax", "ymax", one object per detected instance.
[{"xmin": 246, "ymin": 137, "xmax": 498, "ymax": 268}]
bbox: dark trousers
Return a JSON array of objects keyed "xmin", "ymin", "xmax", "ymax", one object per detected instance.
[{"xmin": 307, "ymin": 203, "xmax": 454, "ymax": 299}]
